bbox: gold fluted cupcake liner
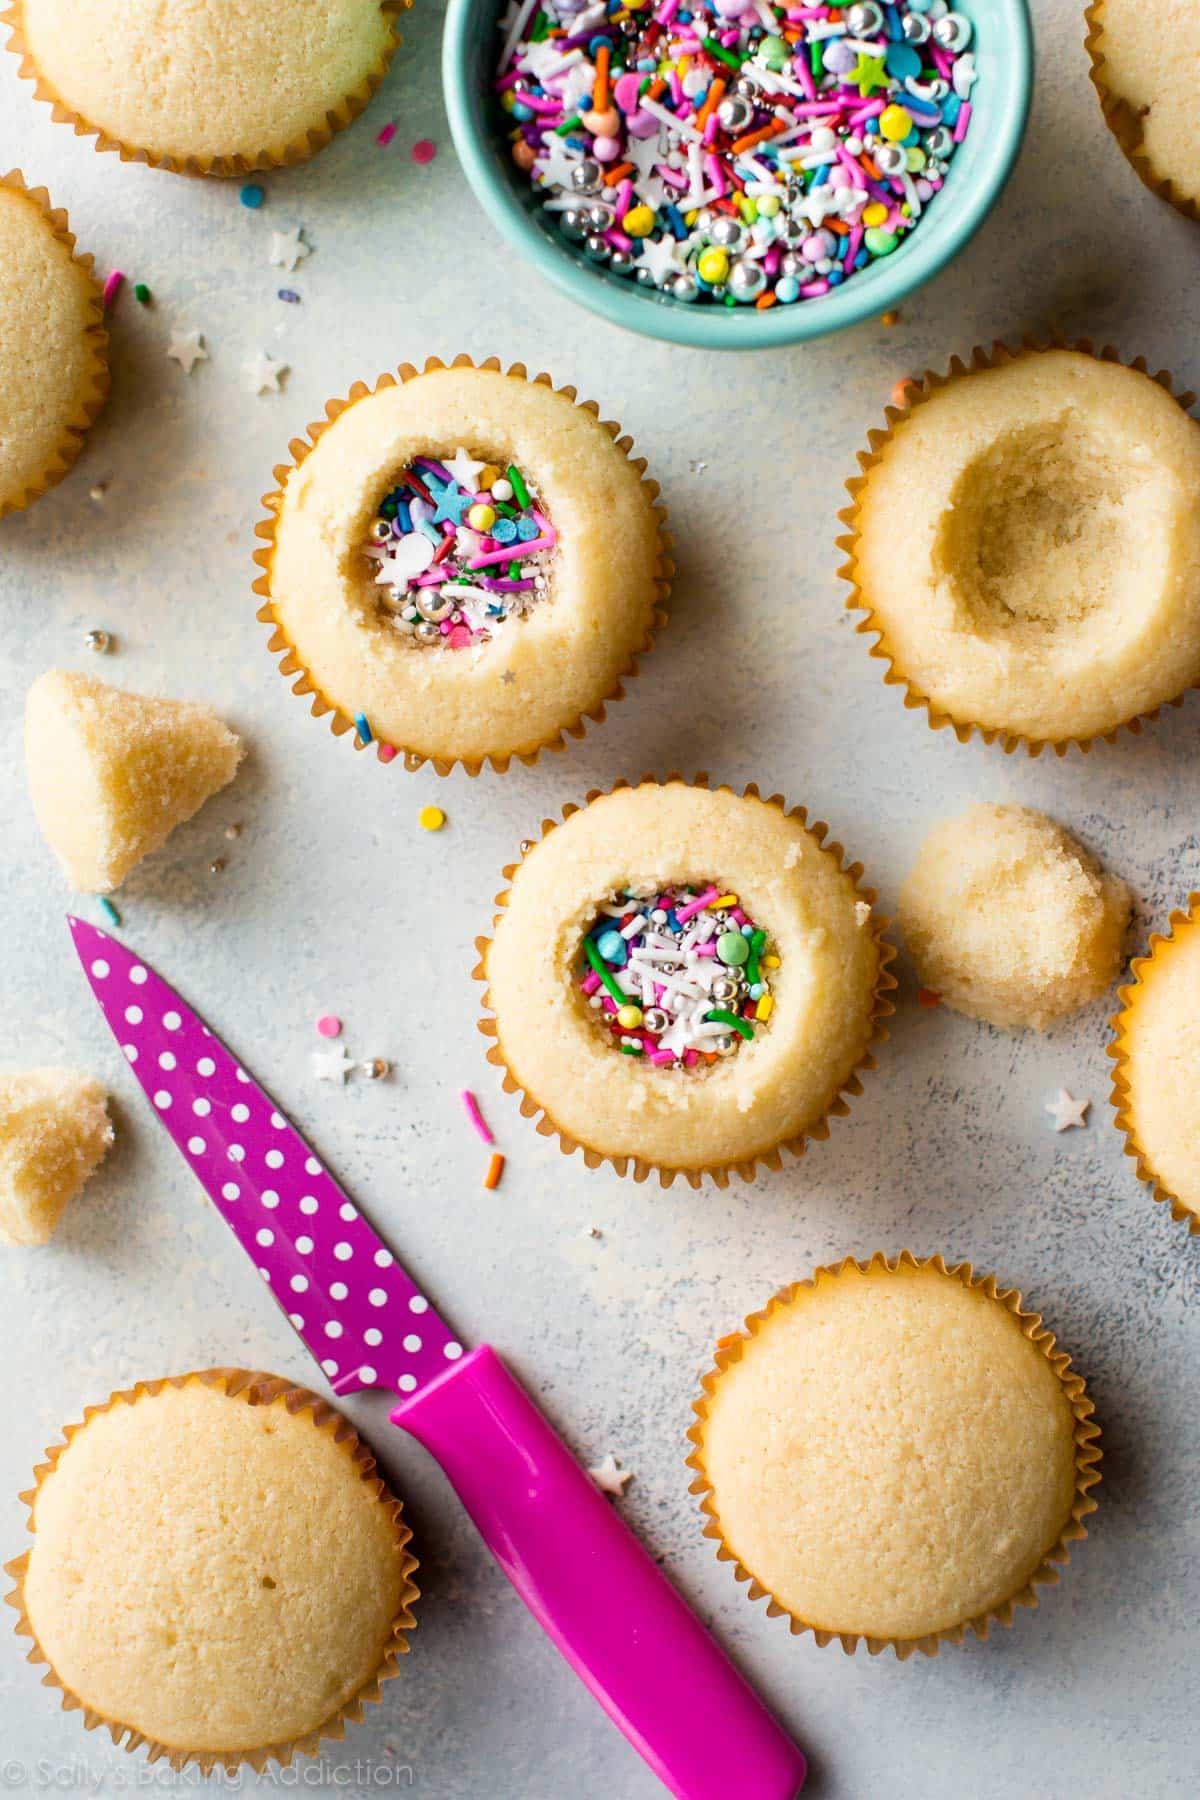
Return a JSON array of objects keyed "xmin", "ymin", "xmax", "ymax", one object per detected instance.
[
  {"xmin": 1, "ymin": 2, "xmax": 410, "ymax": 177},
  {"xmin": 687, "ymin": 1250, "xmax": 1103, "ymax": 1658},
  {"xmin": 472, "ymin": 773, "xmax": 897, "ymax": 1190},
  {"xmin": 5, "ymin": 1368, "xmax": 420, "ymax": 1776},
  {"xmin": 0, "ymin": 170, "xmax": 108, "ymax": 519},
  {"xmin": 253, "ymin": 353, "xmax": 673, "ymax": 776},
  {"xmin": 837, "ymin": 336, "xmax": 1198, "ymax": 757},
  {"xmin": 1084, "ymin": 2, "xmax": 1200, "ymax": 224},
  {"xmin": 1108, "ymin": 894, "xmax": 1200, "ymax": 1236}
]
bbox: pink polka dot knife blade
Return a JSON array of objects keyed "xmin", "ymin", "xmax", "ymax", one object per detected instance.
[{"xmin": 68, "ymin": 917, "xmax": 806, "ymax": 1800}]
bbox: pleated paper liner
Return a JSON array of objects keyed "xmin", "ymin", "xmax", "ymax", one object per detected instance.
[
  {"xmin": 687, "ymin": 1251, "xmax": 1103, "ymax": 1659},
  {"xmin": 1108, "ymin": 894, "xmax": 1200, "ymax": 1237},
  {"xmin": 1084, "ymin": 2, "xmax": 1200, "ymax": 224},
  {"xmin": 1, "ymin": 1, "xmax": 410, "ymax": 177},
  {"xmin": 5, "ymin": 1369, "xmax": 420, "ymax": 1776},
  {"xmin": 0, "ymin": 170, "xmax": 108, "ymax": 519},
  {"xmin": 837, "ymin": 337, "xmax": 1199, "ymax": 757},
  {"xmin": 253, "ymin": 354, "xmax": 673, "ymax": 777},
  {"xmin": 472, "ymin": 774, "xmax": 897, "ymax": 1190}
]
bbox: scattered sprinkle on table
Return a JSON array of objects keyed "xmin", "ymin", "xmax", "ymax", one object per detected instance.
[
  {"xmin": 483, "ymin": 1150, "xmax": 505, "ymax": 1190},
  {"xmin": 167, "ymin": 327, "xmax": 208, "ymax": 374},
  {"xmin": 916, "ymin": 986, "xmax": 941, "ymax": 1007},
  {"xmin": 354, "ymin": 710, "xmax": 373, "ymax": 745},
  {"xmin": 96, "ymin": 896, "xmax": 121, "ymax": 928},
  {"xmin": 364, "ymin": 448, "xmax": 557, "ymax": 649},
  {"xmin": 412, "ymin": 138, "xmax": 436, "ymax": 164},
  {"xmin": 589, "ymin": 1454, "xmax": 633, "ymax": 1497},
  {"xmin": 497, "ymin": 0, "xmax": 976, "ymax": 310},
  {"xmin": 269, "ymin": 226, "xmax": 310, "ymax": 272},
  {"xmin": 881, "ymin": 308, "xmax": 901, "ymax": 325},
  {"xmin": 101, "ymin": 270, "xmax": 123, "ymax": 309},
  {"xmin": 378, "ymin": 743, "xmax": 398, "ymax": 763},
  {"xmin": 461, "ymin": 1088, "xmax": 494, "ymax": 1145},
  {"xmin": 1045, "ymin": 1088, "xmax": 1090, "ymax": 1132},
  {"xmin": 246, "ymin": 350, "xmax": 287, "ymax": 395},
  {"xmin": 377, "ymin": 121, "xmax": 398, "ymax": 147},
  {"xmin": 579, "ymin": 883, "xmax": 777, "ymax": 1065},
  {"xmin": 316, "ymin": 1014, "xmax": 343, "ymax": 1039},
  {"xmin": 418, "ymin": 805, "xmax": 446, "ymax": 832},
  {"xmin": 277, "ymin": 287, "xmax": 301, "ymax": 304},
  {"xmin": 85, "ymin": 628, "xmax": 111, "ymax": 653},
  {"xmin": 133, "ymin": 282, "xmax": 151, "ymax": 304},
  {"xmin": 240, "ymin": 183, "xmax": 265, "ymax": 208},
  {"xmin": 313, "ymin": 1043, "xmax": 354, "ymax": 1083}
]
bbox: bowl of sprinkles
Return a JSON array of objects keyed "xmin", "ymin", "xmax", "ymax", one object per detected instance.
[
  {"xmin": 443, "ymin": 0, "xmax": 1033, "ymax": 347},
  {"xmin": 582, "ymin": 883, "xmax": 777, "ymax": 1065}
]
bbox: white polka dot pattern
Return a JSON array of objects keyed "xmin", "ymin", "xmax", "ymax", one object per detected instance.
[{"xmin": 70, "ymin": 917, "xmax": 465, "ymax": 1398}]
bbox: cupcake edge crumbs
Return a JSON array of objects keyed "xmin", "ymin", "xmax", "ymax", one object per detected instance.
[
  {"xmin": 5, "ymin": 1369, "xmax": 419, "ymax": 1774},
  {"xmin": 1109, "ymin": 894, "xmax": 1200, "ymax": 1237},
  {"xmin": 688, "ymin": 1251, "xmax": 1102, "ymax": 1657},
  {"xmin": 254, "ymin": 355, "xmax": 672, "ymax": 776},
  {"xmin": 838, "ymin": 338, "xmax": 1200, "ymax": 755},
  {"xmin": 474, "ymin": 774, "xmax": 897, "ymax": 1189},
  {"xmin": 0, "ymin": 171, "xmax": 108, "ymax": 519},
  {"xmin": 1, "ymin": 0, "xmax": 410, "ymax": 177},
  {"xmin": 1085, "ymin": 0, "xmax": 1200, "ymax": 225}
]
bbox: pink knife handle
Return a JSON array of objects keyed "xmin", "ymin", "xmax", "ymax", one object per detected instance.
[{"xmin": 392, "ymin": 1345, "xmax": 805, "ymax": 1800}]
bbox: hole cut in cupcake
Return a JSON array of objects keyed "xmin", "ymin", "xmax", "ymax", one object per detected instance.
[
  {"xmin": 933, "ymin": 419, "xmax": 1161, "ymax": 641},
  {"xmin": 364, "ymin": 448, "xmax": 557, "ymax": 650},
  {"xmin": 578, "ymin": 882, "xmax": 778, "ymax": 1068}
]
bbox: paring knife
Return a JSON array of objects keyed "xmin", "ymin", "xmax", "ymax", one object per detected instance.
[{"xmin": 70, "ymin": 918, "xmax": 806, "ymax": 1800}]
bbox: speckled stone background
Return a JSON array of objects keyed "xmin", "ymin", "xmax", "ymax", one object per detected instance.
[{"xmin": 2, "ymin": 3, "xmax": 1197, "ymax": 1795}]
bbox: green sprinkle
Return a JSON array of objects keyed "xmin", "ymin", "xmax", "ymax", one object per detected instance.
[
  {"xmin": 506, "ymin": 464, "xmax": 531, "ymax": 508},
  {"xmin": 620, "ymin": 1043, "xmax": 643, "ymax": 1056},
  {"xmin": 702, "ymin": 35, "xmax": 741, "ymax": 69},
  {"xmin": 746, "ymin": 929, "xmax": 766, "ymax": 985},
  {"xmin": 508, "ymin": 560, "xmax": 521, "ymax": 579},
  {"xmin": 583, "ymin": 935, "xmax": 629, "ymax": 1007},
  {"xmin": 97, "ymin": 895, "xmax": 121, "ymax": 928},
  {"xmin": 810, "ymin": 38, "xmax": 823, "ymax": 78},
  {"xmin": 705, "ymin": 1009, "xmax": 754, "ymax": 1041},
  {"xmin": 133, "ymin": 282, "xmax": 151, "ymax": 304},
  {"xmin": 554, "ymin": 114, "xmax": 582, "ymax": 136}
]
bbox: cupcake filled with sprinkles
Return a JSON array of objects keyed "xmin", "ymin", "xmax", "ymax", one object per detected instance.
[
  {"xmin": 495, "ymin": 0, "xmax": 978, "ymax": 310},
  {"xmin": 255, "ymin": 357, "xmax": 670, "ymax": 773},
  {"xmin": 477, "ymin": 778, "xmax": 895, "ymax": 1187}
]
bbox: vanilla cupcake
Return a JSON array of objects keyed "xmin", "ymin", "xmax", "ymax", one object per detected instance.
[
  {"xmin": 841, "ymin": 346, "xmax": 1200, "ymax": 750},
  {"xmin": 689, "ymin": 1253, "xmax": 1101, "ymax": 1656},
  {"xmin": 1110, "ymin": 896, "xmax": 1200, "ymax": 1234},
  {"xmin": 899, "ymin": 803, "xmax": 1131, "ymax": 1030},
  {"xmin": 1086, "ymin": 1, "xmax": 1200, "ymax": 220},
  {"xmin": 256, "ymin": 358, "xmax": 671, "ymax": 774},
  {"xmin": 3, "ymin": 0, "xmax": 405, "ymax": 175},
  {"xmin": 0, "ymin": 172, "xmax": 107, "ymax": 519},
  {"xmin": 476, "ymin": 778, "xmax": 894, "ymax": 1187},
  {"xmin": 7, "ymin": 1371, "xmax": 418, "ymax": 1771}
]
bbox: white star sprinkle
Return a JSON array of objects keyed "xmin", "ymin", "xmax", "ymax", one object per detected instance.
[
  {"xmin": 791, "ymin": 184, "xmax": 841, "ymax": 229},
  {"xmin": 313, "ymin": 1045, "xmax": 354, "ymax": 1084},
  {"xmin": 589, "ymin": 1453, "xmax": 633, "ymax": 1497},
  {"xmin": 636, "ymin": 232, "xmax": 685, "ymax": 286},
  {"xmin": 444, "ymin": 446, "xmax": 487, "ymax": 492},
  {"xmin": 535, "ymin": 134, "xmax": 584, "ymax": 194},
  {"xmin": 269, "ymin": 226, "xmax": 310, "ymax": 272},
  {"xmin": 1045, "ymin": 1089, "xmax": 1090, "ymax": 1132},
  {"xmin": 245, "ymin": 351, "xmax": 288, "ymax": 395},
  {"xmin": 166, "ymin": 328, "xmax": 208, "ymax": 374}
]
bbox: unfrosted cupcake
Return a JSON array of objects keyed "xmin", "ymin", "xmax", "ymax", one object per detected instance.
[
  {"xmin": 3, "ymin": 0, "xmax": 404, "ymax": 175},
  {"xmin": 7, "ymin": 1370, "xmax": 418, "ymax": 1771},
  {"xmin": 0, "ymin": 171, "xmax": 107, "ymax": 519},
  {"xmin": 1110, "ymin": 896, "xmax": 1200, "ymax": 1234},
  {"xmin": 899, "ymin": 803, "xmax": 1131, "ymax": 1030},
  {"xmin": 476, "ymin": 778, "xmax": 893, "ymax": 1187},
  {"xmin": 1086, "ymin": 1, "xmax": 1200, "ymax": 220},
  {"xmin": 256, "ymin": 358, "xmax": 670, "ymax": 774},
  {"xmin": 689, "ymin": 1253, "xmax": 1101, "ymax": 1656},
  {"xmin": 841, "ymin": 345, "xmax": 1200, "ymax": 750}
]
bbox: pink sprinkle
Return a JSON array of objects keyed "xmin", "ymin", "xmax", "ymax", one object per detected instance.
[
  {"xmin": 794, "ymin": 54, "xmax": 817, "ymax": 101},
  {"xmin": 378, "ymin": 744, "xmax": 398, "ymax": 763},
  {"xmin": 461, "ymin": 1089, "xmax": 494, "ymax": 1145},
  {"xmin": 675, "ymin": 884, "xmax": 718, "ymax": 925},
  {"xmin": 582, "ymin": 971, "xmax": 602, "ymax": 996},
  {"xmin": 843, "ymin": 226, "xmax": 864, "ymax": 272},
  {"xmin": 102, "ymin": 270, "xmax": 123, "ymax": 309},
  {"xmin": 953, "ymin": 101, "xmax": 972, "ymax": 145},
  {"xmin": 412, "ymin": 139, "xmax": 437, "ymax": 165},
  {"xmin": 376, "ymin": 121, "xmax": 398, "ymax": 147},
  {"xmin": 316, "ymin": 1015, "xmax": 342, "ymax": 1039}
]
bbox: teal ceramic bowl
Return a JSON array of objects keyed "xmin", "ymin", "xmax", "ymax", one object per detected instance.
[{"xmin": 442, "ymin": 0, "xmax": 1033, "ymax": 351}]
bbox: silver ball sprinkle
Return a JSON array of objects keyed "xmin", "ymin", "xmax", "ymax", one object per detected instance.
[
  {"xmin": 378, "ymin": 582, "xmax": 405, "ymax": 609},
  {"xmin": 777, "ymin": 250, "xmax": 805, "ymax": 279},
  {"xmin": 925, "ymin": 157, "xmax": 949, "ymax": 180},
  {"xmin": 730, "ymin": 75, "xmax": 759, "ymax": 99},
  {"xmin": 85, "ymin": 628, "xmax": 111, "ymax": 654},
  {"xmin": 583, "ymin": 232, "xmax": 611, "ymax": 263},
  {"xmin": 670, "ymin": 274, "xmax": 699, "ymax": 302},
  {"xmin": 417, "ymin": 589, "xmax": 456, "ymax": 623},
  {"xmin": 902, "ymin": 10, "xmax": 931, "ymax": 40},
  {"xmin": 874, "ymin": 142, "xmax": 908, "ymax": 177},
  {"xmin": 363, "ymin": 1057, "xmax": 390, "ymax": 1080},
  {"xmin": 371, "ymin": 517, "xmax": 393, "ymax": 542},
  {"xmin": 924, "ymin": 126, "xmax": 954, "ymax": 159},
  {"xmin": 711, "ymin": 974, "xmax": 741, "ymax": 1006},
  {"xmin": 608, "ymin": 247, "xmax": 637, "ymax": 276},
  {"xmin": 713, "ymin": 1033, "xmax": 737, "ymax": 1057},
  {"xmin": 933, "ymin": 10, "xmax": 971, "ymax": 50},
  {"xmin": 635, "ymin": 265, "xmax": 658, "ymax": 287},
  {"xmin": 571, "ymin": 158, "xmax": 602, "ymax": 192},
  {"xmin": 224, "ymin": 823, "xmax": 242, "ymax": 840},
  {"xmin": 716, "ymin": 95, "xmax": 754, "ymax": 134},
  {"xmin": 710, "ymin": 215, "xmax": 743, "ymax": 249},
  {"xmin": 585, "ymin": 204, "xmax": 612, "ymax": 231},
  {"xmin": 415, "ymin": 619, "xmax": 441, "ymax": 643},
  {"xmin": 559, "ymin": 207, "xmax": 588, "ymax": 242},
  {"xmin": 727, "ymin": 259, "xmax": 766, "ymax": 302},
  {"xmin": 642, "ymin": 1007, "xmax": 670, "ymax": 1034},
  {"xmin": 845, "ymin": 0, "xmax": 884, "ymax": 34},
  {"xmin": 209, "ymin": 858, "xmax": 226, "ymax": 875}
]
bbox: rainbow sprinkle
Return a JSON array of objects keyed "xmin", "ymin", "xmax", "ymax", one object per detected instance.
[
  {"xmin": 579, "ymin": 883, "xmax": 777, "ymax": 1064},
  {"xmin": 364, "ymin": 449, "xmax": 556, "ymax": 649},
  {"xmin": 495, "ymin": 1, "xmax": 977, "ymax": 310}
]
